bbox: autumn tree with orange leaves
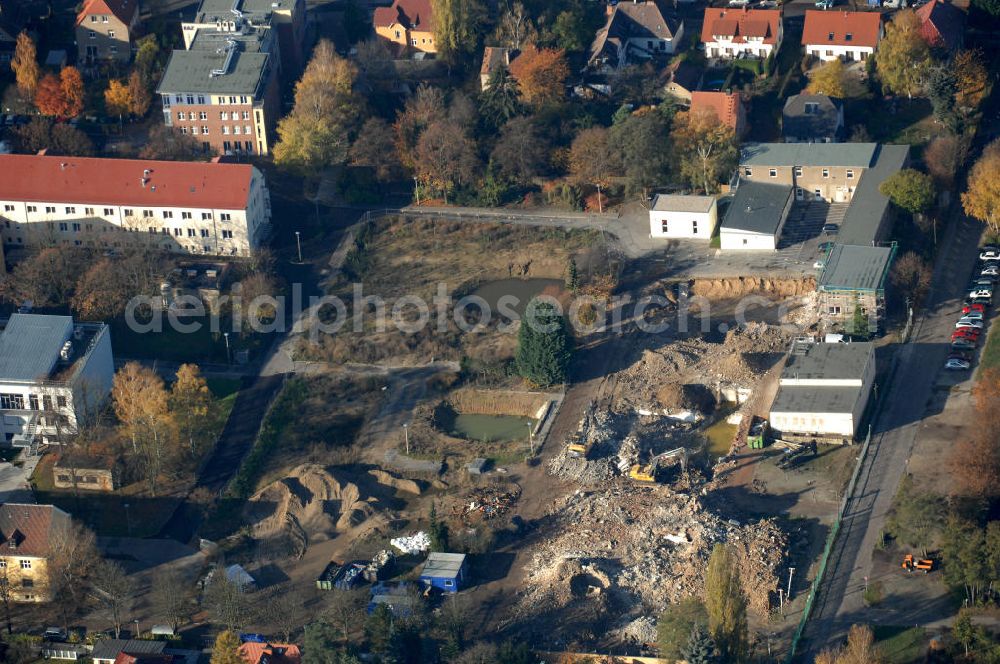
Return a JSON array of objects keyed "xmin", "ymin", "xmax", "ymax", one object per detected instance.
[
  {"xmin": 508, "ymin": 44, "xmax": 569, "ymax": 106},
  {"xmin": 34, "ymin": 67, "xmax": 84, "ymax": 117},
  {"xmin": 948, "ymin": 367, "xmax": 1000, "ymax": 497}
]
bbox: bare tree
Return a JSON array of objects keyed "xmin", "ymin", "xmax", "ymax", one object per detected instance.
[
  {"xmin": 323, "ymin": 587, "xmax": 367, "ymax": 641},
  {"xmin": 151, "ymin": 568, "xmax": 190, "ymax": 632},
  {"xmin": 0, "ymin": 568, "xmax": 13, "ymax": 634},
  {"xmin": 259, "ymin": 586, "xmax": 301, "ymax": 642},
  {"xmin": 48, "ymin": 521, "xmax": 99, "ymax": 629},
  {"xmin": 91, "ymin": 560, "xmax": 134, "ymax": 638},
  {"xmin": 204, "ymin": 567, "xmax": 253, "ymax": 633}
]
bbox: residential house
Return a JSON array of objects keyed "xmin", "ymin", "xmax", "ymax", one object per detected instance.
[
  {"xmin": 0, "ymin": 154, "xmax": 272, "ymax": 256},
  {"xmin": 769, "ymin": 338, "xmax": 876, "ymax": 440},
  {"xmin": 374, "ymin": 0, "xmax": 435, "ymax": 55},
  {"xmin": 75, "ymin": 0, "xmax": 138, "ymax": 64},
  {"xmin": 782, "ymin": 94, "xmax": 844, "ymax": 143},
  {"xmin": 0, "ymin": 315, "xmax": 113, "ymax": 446},
  {"xmin": 0, "ymin": 503, "xmax": 72, "ymax": 602},
  {"xmin": 589, "ymin": 0, "xmax": 684, "ymax": 71},
  {"xmin": 691, "ymin": 90, "xmax": 746, "ymax": 136},
  {"xmin": 719, "ymin": 180, "xmax": 793, "ymax": 251},
  {"xmin": 802, "ymin": 10, "xmax": 883, "ymax": 62},
  {"xmin": 419, "ymin": 552, "xmax": 467, "ymax": 592},
  {"xmin": 700, "ymin": 8, "xmax": 782, "ymax": 60},
  {"xmin": 649, "ymin": 194, "xmax": 718, "ymax": 240},
  {"xmin": 480, "ymin": 46, "xmax": 515, "ymax": 91},
  {"xmin": 181, "ymin": 0, "xmax": 306, "ymax": 74},
  {"xmin": 157, "ymin": 33, "xmax": 280, "ymax": 156},
  {"xmin": 239, "ymin": 643, "xmax": 301, "ymax": 664},
  {"xmin": 817, "ymin": 243, "xmax": 895, "ymax": 331},
  {"xmin": 0, "ymin": 4, "xmax": 19, "ymax": 66},
  {"xmin": 916, "ymin": 0, "xmax": 965, "ymax": 52},
  {"xmin": 664, "ymin": 59, "xmax": 702, "ymax": 101},
  {"xmin": 92, "ymin": 641, "xmax": 168, "ymax": 664},
  {"xmin": 52, "ymin": 454, "xmax": 119, "ymax": 491}
]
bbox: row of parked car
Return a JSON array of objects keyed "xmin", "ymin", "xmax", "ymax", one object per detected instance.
[{"xmin": 948, "ymin": 246, "xmax": 1000, "ymax": 369}]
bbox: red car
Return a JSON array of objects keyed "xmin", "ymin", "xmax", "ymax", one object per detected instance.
[
  {"xmin": 952, "ymin": 329, "xmax": 981, "ymax": 341},
  {"xmin": 963, "ymin": 303, "xmax": 987, "ymax": 315}
]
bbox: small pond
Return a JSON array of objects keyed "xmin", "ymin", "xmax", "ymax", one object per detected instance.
[
  {"xmin": 703, "ymin": 412, "xmax": 738, "ymax": 460},
  {"xmin": 439, "ymin": 412, "xmax": 537, "ymax": 443},
  {"xmin": 471, "ymin": 278, "xmax": 565, "ymax": 319}
]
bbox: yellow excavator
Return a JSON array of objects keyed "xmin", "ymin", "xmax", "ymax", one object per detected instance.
[{"xmin": 629, "ymin": 448, "xmax": 688, "ymax": 484}]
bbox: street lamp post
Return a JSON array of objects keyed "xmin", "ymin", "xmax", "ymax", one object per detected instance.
[
  {"xmin": 223, "ymin": 332, "xmax": 231, "ymax": 365},
  {"xmin": 295, "ymin": 231, "xmax": 302, "ymax": 263},
  {"xmin": 403, "ymin": 423, "xmax": 409, "ymax": 455},
  {"xmin": 526, "ymin": 422, "xmax": 534, "ymax": 455},
  {"xmin": 413, "ymin": 177, "xmax": 420, "ymax": 206}
]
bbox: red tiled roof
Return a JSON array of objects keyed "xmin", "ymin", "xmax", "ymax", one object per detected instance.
[
  {"xmin": 114, "ymin": 653, "xmax": 174, "ymax": 664},
  {"xmin": 239, "ymin": 643, "xmax": 301, "ymax": 664},
  {"xmin": 691, "ymin": 91, "xmax": 742, "ymax": 131},
  {"xmin": 701, "ymin": 8, "xmax": 781, "ymax": 45},
  {"xmin": 802, "ymin": 10, "xmax": 882, "ymax": 48},
  {"xmin": 0, "ymin": 504, "xmax": 69, "ymax": 558},
  {"xmin": 75, "ymin": 0, "xmax": 137, "ymax": 27},
  {"xmin": 373, "ymin": 0, "xmax": 433, "ymax": 32},
  {"xmin": 916, "ymin": 0, "xmax": 965, "ymax": 50},
  {"xmin": 0, "ymin": 154, "xmax": 256, "ymax": 210}
]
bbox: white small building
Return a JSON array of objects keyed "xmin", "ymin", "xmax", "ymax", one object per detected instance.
[
  {"xmin": 649, "ymin": 194, "xmax": 718, "ymax": 240},
  {"xmin": 0, "ymin": 314, "xmax": 114, "ymax": 447},
  {"xmin": 769, "ymin": 339, "xmax": 875, "ymax": 439},
  {"xmin": 719, "ymin": 180, "xmax": 793, "ymax": 251}
]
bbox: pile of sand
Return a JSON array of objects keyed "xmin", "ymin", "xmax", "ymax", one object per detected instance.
[{"xmin": 245, "ymin": 464, "xmax": 380, "ymax": 543}]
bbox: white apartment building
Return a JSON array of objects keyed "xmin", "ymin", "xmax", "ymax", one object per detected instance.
[
  {"xmin": 649, "ymin": 194, "xmax": 718, "ymax": 240},
  {"xmin": 0, "ymin": 154, "xmax": 271, "ymax": 256},
  {"xmin": 0, "ymin": 314, "xmax": 114, "ymax": 448},
  {"xmin": 700, "ymin": 8, "xmax": 782, "ymax": 60}
]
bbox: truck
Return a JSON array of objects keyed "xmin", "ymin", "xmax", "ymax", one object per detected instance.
[{"xmin": 747, "ymin": 417, "xmax": 769, "ymax": 449}]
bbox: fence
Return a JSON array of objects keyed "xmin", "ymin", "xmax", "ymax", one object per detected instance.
[{"xmin": 784, "ymin": 422, "xmax": 874, "ymax": 661}]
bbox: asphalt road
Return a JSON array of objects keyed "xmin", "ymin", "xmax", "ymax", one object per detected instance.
[{"xmin": 800, "ymin": 210, "xmax": 984, "ymax": 656}]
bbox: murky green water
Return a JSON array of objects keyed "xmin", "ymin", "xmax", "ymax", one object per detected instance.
[
  {"xmin": 471, "ymin": 278, "xmax": 565, "ymax": 318},
  {"xmin": 704, "ymin": 417, "xmax": 738, "ymax": 459},
  {"xmin": 443, "ymin": 413, "xmax": 537, "ymax": 443}
]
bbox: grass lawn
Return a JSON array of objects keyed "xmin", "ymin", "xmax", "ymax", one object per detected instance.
[
  {"xmin": 860, "ymin": 98, "xmax": 942, "ymax": 149},
  {"xmin": 873, "ymin": 625, "xmax": 927, "ymax": 664},
  {"xmin": 978, "ymin": 322, "xmax": 1000, "ymax": 373},
  {"xmin": 111, "ymin": 317, "xmax": 228, "ymax": 363}
]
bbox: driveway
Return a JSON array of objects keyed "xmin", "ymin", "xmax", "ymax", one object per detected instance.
[{"xmin": 0, "ymin": 451, "xmax": 41, "ymax": 503}]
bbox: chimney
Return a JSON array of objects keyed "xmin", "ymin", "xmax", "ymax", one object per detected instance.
[{"xmin": 141, "ymin": 178, "xmax": 148, "ymax": 188}]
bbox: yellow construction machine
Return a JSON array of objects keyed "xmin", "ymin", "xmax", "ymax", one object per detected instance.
[{"xmin": 629, "ymin": 448, "xmax": 688, "ymax": 484}]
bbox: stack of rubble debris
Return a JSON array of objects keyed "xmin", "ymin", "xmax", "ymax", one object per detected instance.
[
  {"xmin": 614, "ymin": 323, "xmax": 788, "ymax": 415},
  {"xmin": 547, "ymin": 409, "xmax": 622, "ymax": 484},
  {"xmin": 508, "ymin": 484, "xmax": 787, "ymax": 640},
  {"xmin": 456, "ymin": 483, "xmax": 521, "ymax": 524}
]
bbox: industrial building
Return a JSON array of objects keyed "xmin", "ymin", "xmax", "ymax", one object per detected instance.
[{"xmin": 419, "ymin": 552, "xmax": 468, "ymax": 593}]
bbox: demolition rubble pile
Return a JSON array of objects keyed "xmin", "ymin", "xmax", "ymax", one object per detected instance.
[
  {"xmin": 514, "ymin": 485, "xmax": 787, "ymax": 623},
  {"xmin": 615, "ymin": 322, "xmax": 788, "ymax": 413},
  {"xmin": 547, "ymin": 409, "xmax": 621, "ymax": 484},
  {"xmin": 455, "ymin": 483, "xmax": 521, "ymax": 524}
]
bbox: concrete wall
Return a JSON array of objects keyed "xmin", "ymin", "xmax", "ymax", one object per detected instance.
[
  {"xmin": 741, "ymin": 164, "xmax": 863, "ymax": 203},
  {"xmin": 769, "ymin": 409, "xmax": 855, "ymax": 437},
  {"xmin": 805, "ymin": 42, "xmax": 876, "ymax": 62},
  {"xmin": 720, "ymin": 228, "xmax": 776, "ymax": 250}
]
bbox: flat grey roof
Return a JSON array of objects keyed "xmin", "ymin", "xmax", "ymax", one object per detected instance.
[
  {"xmin": 194, "ymin": 0, "xmax": 284, "ymax": 21},
  {"xmin": 652, "ymin": 194, "xmax": 715, "ymax": 213},
  {"xmin": 722, "ymin": 181, "xmax": 792, "ymax": 235},
  {"xmin": 0, "ymin": 314, "xmax": 72, "ymax": 382},
  {"xmin": 839, "ymin": 144, "xmax": 909, "ymax": 246},
  {"xmin": 782, "ymin": 341, "xmax": 873, "ymax": 382},
  {"xmin": 189, "ymin": 28, "xmax": 269, "ymax": 53},
  {"xmin": 740, "ymin": 142, "xmax": 877, "ymax": 168},
  {"xmin": 157, "ymin": 48, "xmax": 269, "ymax": 95},
  {"xmin": 771, "ymin": 384, "xmax": 863, "ymax": 414},
  {"xmin": 421, "ymin": 552, "xmax": 466, "ymax": 578},
  {"xmin": 819, "ymin": 244, "xmax": 894, "ymax": 291}
]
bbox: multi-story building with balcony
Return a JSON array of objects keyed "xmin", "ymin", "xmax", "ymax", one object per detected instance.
[
  {"xmin": 0, "ymin": 153, "xmax": 271, "ymax": 256},
  {"xmin": 0, "ymin": 314, "xmax": 113, "ymax": 449}
]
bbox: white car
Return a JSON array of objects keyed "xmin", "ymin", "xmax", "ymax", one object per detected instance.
[
  {"xmin": 982, "ymin": 265, "xmax": 1000, "ymax": 276},
  {"xmin": 956, "ymin": 318, "xmax": 985, "ymax": 329},
  {"xmin": 970, "ymin": 289, "xmax": 994, "ymax": 299},
  {"xmin": 980, "ymin": 249, "xmax": 1000, "ymax": 261},
  {"xmin": 946, "ymin": 358, "xmax": 971, "ymax": 370},
  {"xmin": 813, "ymin": 260, "xmax": 826, "ymax": 270},
  {"xmin": 962, "ymin": 310, "xmax": 985, "ymax": 320}
]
